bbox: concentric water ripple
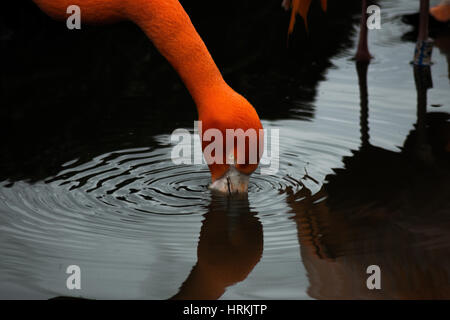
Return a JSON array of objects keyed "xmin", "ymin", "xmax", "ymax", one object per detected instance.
[
  {"xmin": 0, "ymin": 118, "xmax": 357, "ymax": 299},
  {"xmin": 0, "ymin": 71, "xmax": 415, "ymax": 297}
]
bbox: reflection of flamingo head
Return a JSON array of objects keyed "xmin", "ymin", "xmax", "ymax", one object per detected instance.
[
  {"xmin": 171, "ymin": 193, "xmax": 263, "ymax": 299},
  {"xmin": 198, "ymin": 86, "xmax": 264, "ymax": 194}
]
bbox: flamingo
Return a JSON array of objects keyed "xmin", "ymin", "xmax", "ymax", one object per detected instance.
[{"xmin": 31, "ymin": 0, "xmax": 263, "ymax": 193}]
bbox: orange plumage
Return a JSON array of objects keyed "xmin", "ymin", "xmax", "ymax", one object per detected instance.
[{"xmin": 32, "ymin": 0, "xmax": 263, "ymax": 190}]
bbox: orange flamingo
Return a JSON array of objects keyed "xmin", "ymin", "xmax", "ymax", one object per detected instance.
[{"xmin": 32, "ymin": 0, "xmax": 263, "ymax": 193}]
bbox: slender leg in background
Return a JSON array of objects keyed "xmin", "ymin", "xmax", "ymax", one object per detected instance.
[
  {"xmin": 355, "ymin": 0, "xmax": 372, "ymax": 62},
  {"xmin": 418, "ymin": 0, "xmax": 430, "ymax": 41},
  {"xmin": 414, "ymin": 0, "xmax": 434, "ymax": 66}
]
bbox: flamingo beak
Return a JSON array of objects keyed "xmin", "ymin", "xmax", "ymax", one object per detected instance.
[{"xmin": 209, "ymin": 166, "xmax": 250, "ymax": 194}]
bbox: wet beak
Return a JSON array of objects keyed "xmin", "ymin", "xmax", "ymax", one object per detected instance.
[{"xmin": 209, "ymin": 166, "xmax": 250, "ymax": 194}]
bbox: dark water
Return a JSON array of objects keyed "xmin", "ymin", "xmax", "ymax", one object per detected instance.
[{"xmin": 0, "ymin": 0, "xmax": 449, "ymax": 299}]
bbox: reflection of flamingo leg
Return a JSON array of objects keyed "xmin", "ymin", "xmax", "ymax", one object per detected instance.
[
  {"xmin": 356, "ymin": 61, "xmax": 370, "ymax": 147},
  {"xmin": 413, "ymin": 65, "xmax": 434, "ymax": 164}
]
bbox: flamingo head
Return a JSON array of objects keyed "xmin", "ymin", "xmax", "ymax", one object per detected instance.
[{"xmin": 197, "ymin": 87, "xmax": 264, "ymax": 194}]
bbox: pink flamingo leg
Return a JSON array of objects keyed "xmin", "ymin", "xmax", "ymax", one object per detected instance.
[{"xmin": 355, "ymin": 0, "xmax": 373, "ymax": 62}]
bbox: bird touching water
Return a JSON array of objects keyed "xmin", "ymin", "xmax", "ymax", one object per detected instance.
[{"xmin": 32, "ymin": 0, "xmax": 264, "ymax": 193}]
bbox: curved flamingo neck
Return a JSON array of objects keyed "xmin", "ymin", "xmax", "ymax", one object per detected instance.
[
  {"xmin": 34, "ymin": 0, "xmax": 228, "ymax": 114},
  {"xmin": 124, "ymin": 0, "xmax": 227, "ymax": 111}
]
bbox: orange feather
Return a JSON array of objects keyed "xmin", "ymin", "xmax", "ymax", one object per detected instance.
[{"xmin": 32, "ymin": 0, "xmax": 263, "ymax": 182}]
